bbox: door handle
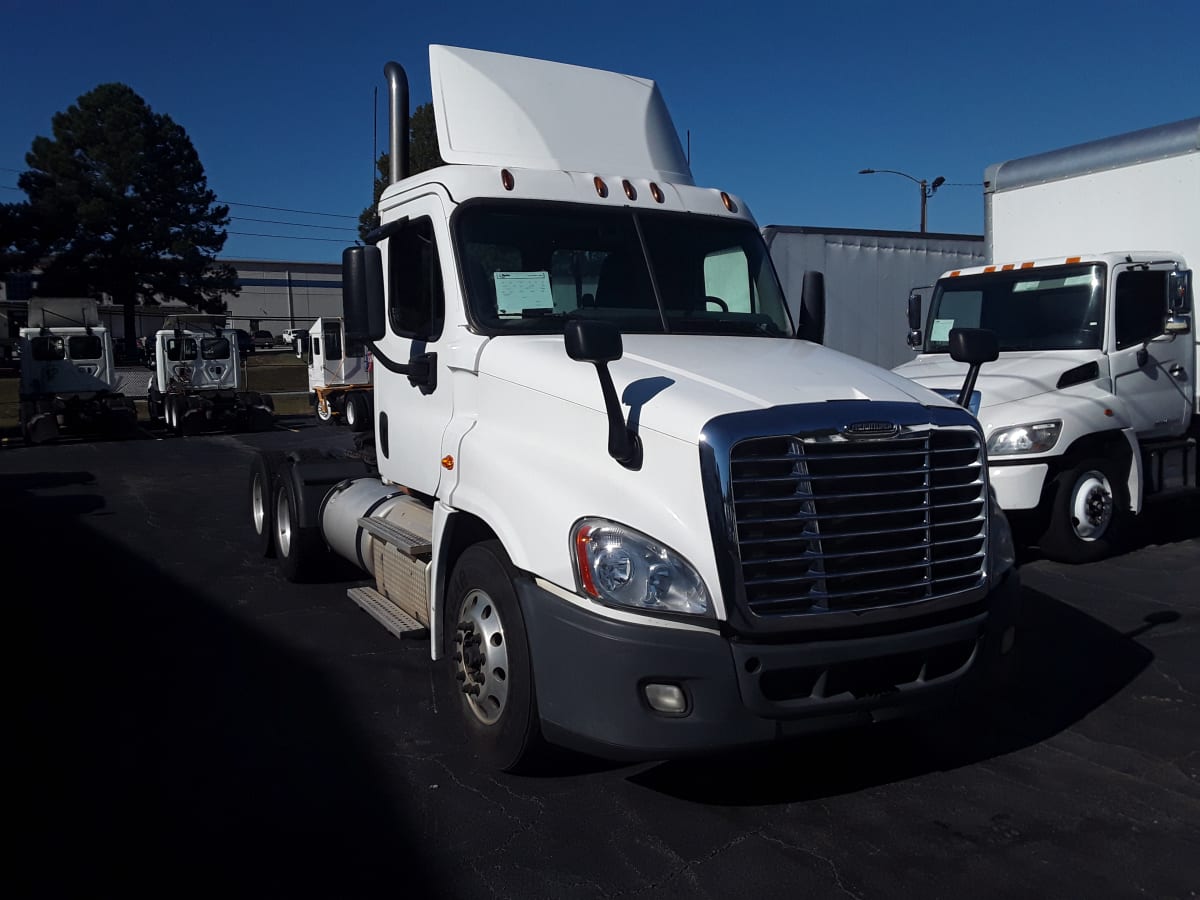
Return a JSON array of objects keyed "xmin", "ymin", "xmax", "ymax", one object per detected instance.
[{"xmin": 1170, "ymin": 364, "xmax": 1186, "ymax": 380}]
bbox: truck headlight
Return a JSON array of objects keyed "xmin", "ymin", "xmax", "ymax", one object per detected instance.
[
  {"xmin": 987, "ymin": 420, "xmax": 1061, "ymax": 456},
  {"xmin": 572, "ymin": 518, "xmax": 712, "ymax": 617}
]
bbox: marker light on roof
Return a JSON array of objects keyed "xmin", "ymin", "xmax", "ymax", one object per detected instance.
[
  {"xmin": 501, "ymin": 169, "xmax": 515, "ymax": 191},
  {"xmin": 594, "ymin": 176, "xmax": 609, "ymax": 198},
  {"xmin": 649, "ymin": 182, "xmax": 664, "ymax": 203},
  {"xmin": 720, "ymin": 192, "xmax": 737, "ymax": 213},
  {"xmin": 622, "ymin": 179, "xmax": 637, "ymax": 200}
]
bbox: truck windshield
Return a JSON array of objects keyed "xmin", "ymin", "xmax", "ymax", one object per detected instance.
[
  {"xmin": 926, "ymin": 264, "xmax": 1105, "ymax": 352},
  {"xmin": 456, "ymin": 202, "xmax": 792, "ymax": 337}
]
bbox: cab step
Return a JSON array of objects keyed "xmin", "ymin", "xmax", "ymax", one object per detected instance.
[
  {"xmin": 357, "ymin": 515, "xmax": 432, "ymax": 560},
  {"xmin": 346, "ymin": 585, "xmax": 428, "ymax": 639}
]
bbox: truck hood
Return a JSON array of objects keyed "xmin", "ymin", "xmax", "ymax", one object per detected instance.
[
  {"xmin": 477, "ymin": 334, "xmax": 954, "ymax": 443},
  {"xmin": 894, "ymin": 350, "xmax": 1103, "ymax": 409}
]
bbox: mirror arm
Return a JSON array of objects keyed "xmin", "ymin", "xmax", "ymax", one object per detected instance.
[
  {"xmin": 592, "ymin": 361, "xmax": 641, "ymax": 469},
  {"xmin": 958, "ymin": 364, "xmax": 982, "ymax": 409}
]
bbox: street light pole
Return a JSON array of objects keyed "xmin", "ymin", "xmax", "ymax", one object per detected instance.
[{"xmin": 858, "ymin": 168, "xmax": 946, "ymax": 233}]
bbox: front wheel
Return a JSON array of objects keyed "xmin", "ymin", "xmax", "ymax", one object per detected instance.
[
  {"xmin": 444, "ymin": 541, "xmax": 543, "ymax": 772},
  {"xmin": 1039, "ymin": 458, "xmax": 1128, "ymax": 564}
]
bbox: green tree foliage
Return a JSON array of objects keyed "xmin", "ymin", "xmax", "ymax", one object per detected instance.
[
  {"xmin": 358, "ymin": 102, "xmax": 443, "ymax": 240},
  {"xmin": 10, "ymin": 83, "xmax": 238, "ymax": 343}
]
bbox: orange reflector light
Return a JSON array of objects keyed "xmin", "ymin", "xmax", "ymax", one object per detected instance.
[
  {"xmin": 593, "ymin": 176, "xmax": 608, "ymax": 198},
  {"xmin": 1002, "ymin": 264, "xmax": 1014, "ymax": 271},
  {"xmin": 720, "ymin": 191, "xmax": 737, "ymax": 213},
  {"xmin": 574, "ymin": 525, "xmax": 598, "ymax": 597},
  {"xmin": 622, "ymin": 179, "xmax": 637, "ymax": 200},
  {"xmin": 984, "ymin": 266, "xmax": 996, "ymax": 273},
  {"xmin": 501, "ymin": 169, "xmax": 515, "ymax": 191},
  {"xmin": 1066, "ymin": 256, "xmax": 1081, "ymax": 264},
  {"xmin": 1021, "ymin": 261, "xmax": 1035, "ymax": 268},
  {"xmin": 649, "ymin": 182, "xmax": 664, "ymax": 203},
  {"xmin": 949, "ymin": 270, "xmax": 961, "ymax": 277},
  {"xmin": 441, "ymin": 455, "xmax": 455, "ymax": 470}
]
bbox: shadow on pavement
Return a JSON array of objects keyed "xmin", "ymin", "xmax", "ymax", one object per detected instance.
[
  {"xmin": 629, "ymin": 587, "xmax": 1158, "ymax": 806},
  {"xmin": 4, "ymin": 471, "xmax": 435, "ymax": 897}
]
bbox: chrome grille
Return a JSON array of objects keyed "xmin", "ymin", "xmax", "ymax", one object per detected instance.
[{"xmin": 730, "ymin": 427, "xmax": 986, "ymax": 617}]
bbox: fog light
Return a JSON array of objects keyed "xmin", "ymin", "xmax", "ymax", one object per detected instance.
[{"xmin": 644, "ymin": 683, "xmax": 687, "ymax": 715}]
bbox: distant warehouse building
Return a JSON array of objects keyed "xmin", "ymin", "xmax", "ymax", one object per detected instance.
[{"xmin": 220, "ymin": 259, "xmax": 343, "ymax": 338}]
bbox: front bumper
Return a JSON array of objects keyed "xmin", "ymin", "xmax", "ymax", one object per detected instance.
[
  {"xmin": 519, "ymin": 569, "xmax": 1022, "ymax": 761},
  {"xmin": 989, "ymin": 461, "xmax": 1049, "ymax": 510}
]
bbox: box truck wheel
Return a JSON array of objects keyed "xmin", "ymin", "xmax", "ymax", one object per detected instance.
[
  {"xmin": 272, "ymin": 464, "xmax": 328, "ymax": 582},
  {"xmin": 345, "ymin": 392, "xmax": 369, "ymax": 432},
  {"xmin": 1040, "ymin": 458, "xmax": 1127, "ymax": 564},
  {"xmin": 249, "ymin": 451, "xmax": 285, "ymax": 557},
  {"xmin": 315, "ymin": 396, "xmax": 335, "ymax": 425},
  {"xmin": 445, "ymin": 541, "xmax": 543, "ymax": 772}
]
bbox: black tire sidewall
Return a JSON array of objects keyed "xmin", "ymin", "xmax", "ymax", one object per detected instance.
[
  {"xmin": 444, "ymin": 541, "xmax": 541, "ymax": 771},
  {"xmin": 273, "ymin": 466, "xmax": 328, "ymax": 582},
  {"xmin": 1042, "ymin": 457, "xmax": 1127, "ymax": 563}
]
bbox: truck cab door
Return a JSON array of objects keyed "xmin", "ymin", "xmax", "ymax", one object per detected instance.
[
  {"xmin": 373, "ymin": 197, "xmax": 453, "ymax": 497},
  {"xmin": 1110, "ymin": 264, "xmax": 1193, "ymax": 438},
  {"xmin": 322, "ymin": 323, "xmax": 345, "ymax": 385}
]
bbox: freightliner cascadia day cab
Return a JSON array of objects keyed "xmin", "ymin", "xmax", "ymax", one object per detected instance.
[
  {"xmin": 147, "ymin": 316, "xmax": 275, "ymax": 435},
  {"xmin": 896, "ymin": 118, "xmax": 1199, "ymax": 564},
  {"xmin": 296, "ymin": 316, "xmax": 374, "ymax": 431},
  {"xmin": 18, "ymin": 297, "xmax": 136, "ymax": 444},
  {"xmin": 248, "ymin": 46, "xmax": 1021, "ymax": 770}
]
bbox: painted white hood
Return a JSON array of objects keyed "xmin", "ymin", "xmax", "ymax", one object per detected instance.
[
  {"xmin": 895, "ymin": 350, "xmax": 1104, "ymax": 409},
  {"xmin": 478, "ymin": 334, "xmax": 956, "ymax": 443}
]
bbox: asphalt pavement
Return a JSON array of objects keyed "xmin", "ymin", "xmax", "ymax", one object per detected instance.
[{"xmin": 3, "ymin": 420, "xmax": 1197, "ymax": 898}]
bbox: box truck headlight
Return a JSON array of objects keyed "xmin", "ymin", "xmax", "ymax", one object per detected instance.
[
  {"xmin": 573, "ymin": 519, "xmax": 711, "ymax": 617},
  {"xmin": 987, "ymin": 421, "xmax": 1061, "ymax": 456}
]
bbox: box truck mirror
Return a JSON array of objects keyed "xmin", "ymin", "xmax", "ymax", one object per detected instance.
[
  {"xmin": 1167, "ymin": 269, "xmax": 1191, "ymax": 314},
  {"xmin": 907, "ymin": 290, "xmax": 924, "ymax": 349},
  {"xmin": 342, "ymin": 245, "xmax": 386, "ymax": 342}
]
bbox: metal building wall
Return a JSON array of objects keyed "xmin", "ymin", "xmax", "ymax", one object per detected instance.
[
  {"xmin": 221, "ymin": 259, "xmax": 344, "ymax": 336},
  {"xmin": 764, "ymin": 226, "xmax": 985, "ymax": 370}
]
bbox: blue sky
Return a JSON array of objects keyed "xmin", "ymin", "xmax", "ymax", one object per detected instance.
[{"xmin": 2, "ymin": 0, "xmax": 1197, "ymax": 264}]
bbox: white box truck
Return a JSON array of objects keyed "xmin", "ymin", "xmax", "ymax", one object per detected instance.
[
  {"xmin": 896, "ymin": 117, "xmax": 1199, "ymax": 563},
  {"xmin": 247, "ymin": 46, "xmax": 1021, "ymax": 770},
  {"xmin": 18, "ymin": 297, "xmax": 136, "ymax": 444}
]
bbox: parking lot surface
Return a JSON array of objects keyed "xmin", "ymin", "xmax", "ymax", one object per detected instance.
[{"xmin": 4, "ymin": 422, "xmax": 1198, "ymax": 898}]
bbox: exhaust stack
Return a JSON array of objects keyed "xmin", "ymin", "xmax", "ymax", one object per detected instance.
[{"xmin": 384, "ymin": 61, "xmax": 410, "ymax": 184}]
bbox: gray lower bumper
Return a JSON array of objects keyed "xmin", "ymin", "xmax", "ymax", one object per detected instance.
[{"xmin": 519, "ymin": 571, "xmax": 1021, "ymax": 761}]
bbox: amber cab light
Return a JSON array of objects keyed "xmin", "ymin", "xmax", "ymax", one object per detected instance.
[
  {"xmin": 649, "ymin": 182, "xmax": 664, "ymax": 203},
  {"xmin": 720, "ymin": 191, "xmax": 737, "ymax": 213},
  {"xmin": 622, "ymin": 179, "xmax": 637, "ymax": 200},
  {"xmin": 501, "ymin": 169, "xmax": 515, "ymax": 191},
  {"xmin": 593, "ymin": 176, "xmax": 609, "ymax": 198}
]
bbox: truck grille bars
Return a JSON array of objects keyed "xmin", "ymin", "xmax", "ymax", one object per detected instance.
[
  {"xmin": 700, "ymin": 402, "xmax": 988, "ymax": 629},
  {"xmin": 732, "ymin": 427, "xmax": 985, "ymax": 615}
]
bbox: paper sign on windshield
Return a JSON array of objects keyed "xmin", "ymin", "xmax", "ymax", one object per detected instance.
[
  {"xmin": 930, "ymin": 318, "xmax": 955, "ymax": 343},
  {"xmin": 495, "ymin": 271, "xmax": 553, "ymax": 315}
]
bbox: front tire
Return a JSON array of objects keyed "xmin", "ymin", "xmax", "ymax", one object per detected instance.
[
  {"xmin": 444, "ymin": 541, "xmax": 543, "ymax": 772},
  {"xmin": 1039, "ymin": 458, "xmax": 1127, "ymax": 563}
]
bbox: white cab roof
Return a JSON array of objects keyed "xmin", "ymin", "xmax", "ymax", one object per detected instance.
[{"xmin": 429, "ymin": 45, "xmax": 693, "ymax": 184}]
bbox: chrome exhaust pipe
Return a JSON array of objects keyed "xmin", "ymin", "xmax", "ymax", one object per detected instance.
[{"xmin": 384, "ymin": 61, "xmax": 409, "ymax": 184}]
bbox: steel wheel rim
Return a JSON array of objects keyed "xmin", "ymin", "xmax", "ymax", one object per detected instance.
[
  {"xmin": 455, "ymin": 588, "xmax": 510, "ymax": 725},
  {"xmin": 346, "ymin": 397, "xmax": 357, "ymax": 426},
  {"xmin": 275, "ymin": 488, "xmax": 292, "ymax": 557},
  {"xmin": 316, "ymin": 399, "xmax": 333, "ymax": 421},
  {"xmin": 1070, "ymin": 469, "xmax": 1113, "ymax": 541},
  {"xmin": 252, "ymin": 473, "xmax": 266, "ymax": 535}
]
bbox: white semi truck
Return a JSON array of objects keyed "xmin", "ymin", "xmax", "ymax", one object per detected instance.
[
  {"xmin": 147, "ymin": 317, "xmax": 275, "ymax": 435},
  {"xmin": 18, "ymin": 297, "xmax": 136, "ymax": 444},
  {"xmin": 297, "ymin": 316, "xmax": 373, "ymax": 431},
  {"xmin": 248, "ymin": 46, "xmax": 1021, "ymax": 770},
  {"xmin": 897, "ymin": 117, "xmax": 1199, "ymax": 563}
]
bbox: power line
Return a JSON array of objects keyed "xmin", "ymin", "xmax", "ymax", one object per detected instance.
[
  {"xmin": 231, "ymin": 215, "xmax": 358, "ymax": 233},
  {"xmin": 227, "ymin": 230, "xmax": 354, "ymax": 244},
  {"xmin": 222, "ymin": 200, "xmax": 358, "ymax": 220}
]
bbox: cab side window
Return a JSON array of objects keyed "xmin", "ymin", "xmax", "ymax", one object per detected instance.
[
  {"xmin": 388, "ymin": 216, "xmax": 445, "ymax": 340},
  {"xmin": 1115, "ymin": 270, "xmax": 1167, "ymax": 350}
]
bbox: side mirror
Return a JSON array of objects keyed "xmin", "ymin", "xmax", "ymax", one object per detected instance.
[
  {"xmin": 565, "ymin": 319, "xmax": 622, "ymax": 363},
  {"xmin": 1168, "ymin": 269, "xmax": 1192, "ymax": 314},
  {"xmin": 949, "ymin": 327, "xmax": 998, "ymax": 410},
  {"xmin": 564, "ymin": 320, "xmax": 639, "ymax": 468},
  {"xmin": 1164, "ymin": 315, "xmax": 1191, "ymax": 335},
  {"xmin": 343, "ymin": 245, "xmax": 386, "ymax": 342},
  {"xmin": 798, "ymin": 270, "xmax": 825, "ymax": 344},
  {"xmin": 907, "ymin": 290, "xmax": 924, "ymax": 349}
]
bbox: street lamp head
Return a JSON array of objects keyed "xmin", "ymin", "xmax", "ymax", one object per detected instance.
[{"xmin": 931, "ymin": 175, "xmax": 946, "ymax": 192}]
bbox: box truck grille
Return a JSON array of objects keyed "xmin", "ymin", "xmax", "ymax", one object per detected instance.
[{"xmin": 730, "ymin": 427, "xmax": 986, "ymax": 617}]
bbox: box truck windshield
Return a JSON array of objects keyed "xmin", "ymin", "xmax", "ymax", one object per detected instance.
[
  {"xmin": 925, "ymin": 263, "xmax": 1105, "ymax": 352},
  {"xmin": 456, "ymin": 203, "xmax": 793, "ymax": 337}
]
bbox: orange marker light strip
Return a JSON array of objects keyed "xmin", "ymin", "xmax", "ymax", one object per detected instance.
[
  {"xmin": 1066, "ymin": 256, "xmax": 1081, "ymax": 264},
  {"xmin": 574, "ymin": 526, "xmax": 598, "ymax": 597},
  {"xmin": 1002, "ymin": 264, "xmax": 1015, "ymax": 271},
  {"xmin": 984, "ymin": 266, "xmax": 997, "ymax": 273},
  {"xmin": 949, "ymin": 270, "xmax": 961, "ymax": 277},
  {"xmin": 593, "ymin": 176, "xmax": 608, "ymax": 198},
  {"xmin": 1021, "ymin": 261, "xmax": 1035, "ymax": 268}
]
